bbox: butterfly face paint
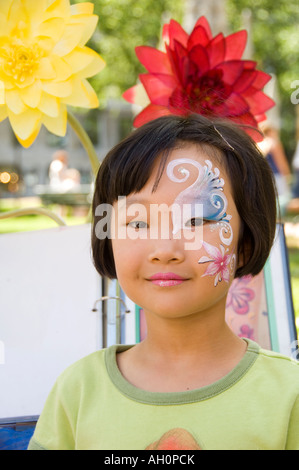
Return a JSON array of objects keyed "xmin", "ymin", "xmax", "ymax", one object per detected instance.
[{"xmin": 166, "ymin": 158, "xmax": 235, "ymax": 286}]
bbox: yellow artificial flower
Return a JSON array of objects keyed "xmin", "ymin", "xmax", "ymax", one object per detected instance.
[{"xmin": 0, "ymin": 0, "xmax": 105, "ymax": 147}]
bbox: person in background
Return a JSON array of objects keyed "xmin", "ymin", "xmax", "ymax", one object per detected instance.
[
  {"xmin": 291, "ymin": 106, "xmax": 299, "ymax": 200},
  {"xmin": 258, "ymin": 124, "xmax": 291, "ymax": 215},
  {"xmin": 49, "ymin": 150, "xmax": 80, "ymax": 192}
]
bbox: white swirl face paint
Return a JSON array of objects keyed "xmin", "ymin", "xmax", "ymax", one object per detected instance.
[
  {"xmin": 166, "ymin": 158, "xmax": 233, "ymax": 241},
  {"xmin": 166, "ymin": 158, "xmax": 235, "ymax": 286}
]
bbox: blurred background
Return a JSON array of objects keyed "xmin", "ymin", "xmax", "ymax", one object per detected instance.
[{"xmin": 0, "ymin": 0, "xmax": 298, "ymax": 335}]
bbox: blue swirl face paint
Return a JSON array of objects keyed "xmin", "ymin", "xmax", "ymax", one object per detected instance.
[{"xmin": 166, "ymin": 158, "xmax": 233, "ymax": 246}]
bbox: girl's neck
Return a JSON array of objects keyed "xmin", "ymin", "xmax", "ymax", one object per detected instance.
[
  {"xmin": 116, "ymin": 309, "xmax": 247, "ymax": 393},
  {"xmin": 140, "ymin": 308, "xmax": 244, "ymax": 364}
]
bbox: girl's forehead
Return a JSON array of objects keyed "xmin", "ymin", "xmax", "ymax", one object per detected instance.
[{"xmin": 146, "ymin": 144, "xmax": 231, "ymax": 197}]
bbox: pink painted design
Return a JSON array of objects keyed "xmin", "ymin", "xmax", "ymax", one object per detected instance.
[
  {"xmin": 198, "ymin": 241, "xmax": 232, "ymax": 286},
  {"xmin": 238, "ymin": 324, "xmax": 255, "ymax": 339},
  {"xmin": 226, "ymin": 276, "xmax": 255, "ymax": 315}
]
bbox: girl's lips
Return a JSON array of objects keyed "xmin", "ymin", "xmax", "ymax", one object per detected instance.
[{"xmin": 148, "ymin": 273, "xmax": 188, "ymax": 287}]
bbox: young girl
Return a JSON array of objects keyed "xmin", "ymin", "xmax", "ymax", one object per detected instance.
[{"xmin": 28, "ymin": 114, "xmax": 299, "ymax": 450}]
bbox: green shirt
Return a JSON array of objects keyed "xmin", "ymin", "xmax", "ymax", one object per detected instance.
[{"xmin": 28, "ymin": 339, "xmax": 299, "ymax": 450}]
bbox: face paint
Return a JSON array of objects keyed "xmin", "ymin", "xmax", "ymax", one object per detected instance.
[
  {"xmin": 166, "ymin": 158, "xmax": 233, "ymax": 245},
  {"xmin": 166, "ymin": 157, "xmax": 236, "ymax": 286},
  {"xmin": 198, "ymin": 242, "xmax": 237, "ymax": 287},
  {"xmin": 209, "ymin": 219, "xmax": 233, "ymax": 246}
]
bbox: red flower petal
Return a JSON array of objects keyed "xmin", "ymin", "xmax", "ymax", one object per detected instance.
[
  {"xmin": 139, "ymin": 74, "xmax": 175, "ymax": 106},
  {"xmin": 135, "ymin": 46, "xmax": 172, "ymax": 75},
  {"xmin": 169, "ymin": 88, "xmax": 189, "ymax": 112},
  {"xmin": 230, "ymin": 112, "xmax": 257, "ymax": 127},
  {"xmin": 133, "ymin": 104, "xmax": 172, "ymax": 127},
  {"xmin": 122, "ymin": 85, "xmax": 138, "ymax": 104},
  {"xmin": 168, "ymin": 19, "xmax": 189, "ymax": 49},
  {"xmin": 215, "ymin": 92, "xmax": 249, "ymax": 117},
  {"xmin": 224, "ymin": 30, "xmax": 248, "ymax": 60},
  {"xmin": 188, "ymin": 24, "xmax": 211, "ymax": 50},
  {"xmin": 252, "ymin": 70, "xmax": 272, "ymax": 89},
  {"xmin": 123, "ymin": 15, "xmax": 275, "ymax": 140},
  {"xmin": 215, "ymin": 61, "xmax": 244, "ymax": 86},
  {"xmin": 233, "ymin": 70, "xmax": 258, "ymax": 93},
  {"xmin": 162, "ymin": 23, "xmax": 170, "ymax": 44},
  {"xmin": 193, "ymin": 16, "xmax": 213, "ymax": 40},
  {"xmin": 206, "ymin": 33, "xmax": 226, "ymax": 68},
  {"xmin": 167, "ymin": 41, "xmax": 188, "ymax": 86},
  {"xmin": 243, "ymin": 90, "xmax": 276, "ymax": 114},
  {"xmin": 189, "ymin": 44, "xmax": 210, "ymax": 74}
]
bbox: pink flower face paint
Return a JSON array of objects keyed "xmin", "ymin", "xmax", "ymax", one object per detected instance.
[{"xmin": 198, "ymin": 242, "xmax": 236, "ymax": 286}]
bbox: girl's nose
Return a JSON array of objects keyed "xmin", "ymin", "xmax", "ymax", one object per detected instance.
[{"xmin": 147, "ymin": 239, "xmax": 185, "ymax": 264}]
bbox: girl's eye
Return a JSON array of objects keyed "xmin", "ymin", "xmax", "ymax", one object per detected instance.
[
  {"xmin": 127, "ymin": 221, "xmax": 148, "ymax": 230},
  {"xmin": 185, "ymin": 218, "xmax": 205, "ymax": 227}
]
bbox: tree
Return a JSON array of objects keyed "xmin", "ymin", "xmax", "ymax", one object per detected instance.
[
  {"xmin": 226, "ymin": 0, "xmax": 299, "ymax": 159},
  {"xmin": 72, "ymin": 0, "xmax": 183, "ymax": 105},
  {"xmin": 72, "ymin": 1, "xmax": 298, "ymax": 159}
]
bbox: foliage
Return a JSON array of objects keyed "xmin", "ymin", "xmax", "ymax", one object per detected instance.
[
  {"xmin": 70, "ymin": 0, "xmax": 298, "ymax": 159},
  {"xmin": 71, "ymin": 0, "xmax": 183, "ymax": 104},
  {"xmin": 226, "ymin": 0, "xmax": 299, "ymax": 158}
]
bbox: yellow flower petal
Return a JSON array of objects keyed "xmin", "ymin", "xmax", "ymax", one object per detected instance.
[
  {"xmin": 63, "ymin": 47, "xmax": 105, "ymax": 75},
  {"xmin": 5, "ymin": 89, "xmax": 27, "ymax": 114},
  {"xmin": 42, "ymin": 79, "xmax": 73, "ymax": 98},
  {"xmin": 8, "ymin": 108, "xmax": 41, "ymax": 141},
  {"xmin": 78, "ymin": 53, "xmax": 106, "ymax": 79},
  {"xmin": 53, "ymin": 23, "xmax": 86, "ymax": 56},
  {"xmin": 71, "ymin": 14, "xmax": 99, "ymax": 47},
  {"xmin": 38, "ymin": 92, "xmax": 60, "ymax": 117},
  {"xmin": 0, "ymin": 0, "xmax": 104, "ymax": 148},
  {"xmin": 70, "ymin": 3, "xmax": 94, "ymax": 16},
  {"xmin": 0, "ymin": 1, "xmax": 14, "ymax": 17},
  {"xmin": 20, "ymin": 82, "xmax": 42, "ymax": 108},
  {"xmin": 23, "ymin": 0, "xmax": 47, "ymax": 25},
  {"xmin": 7, "ymin": 0, "xmax": 24, "ymax": 23},
  {"xmin": 42, "ymin": 104, "xmax": 67, "ymax": 136},
  {"xmin": 62, "ymin": 78, "xmax": 98, "ymax": 108},
  {"xmin": 0, "ymin": 81, "xmax": 5, "ymax": 105},
  {"xmin": 38, "ymin": 18, "xmax": 65, "ymax": 42},
  {"xmin": 50, "ymin": 55, "xmax": 72, "ymax": 81},
  {"xmin": 35, "ymin": 57, "xmax": 56, "ymax": 80},
  {"xmin": 16, "ymin": 124, "xmax": 41, "ymax": 148},
  {"xmin": 45, "ymin": 0, "xmax": 70, "ymax": 20}
]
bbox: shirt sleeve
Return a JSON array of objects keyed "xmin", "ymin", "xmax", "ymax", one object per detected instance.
[
  {"xmin": 27, "ymin": 376, "xmax": 76, "ymax": 450},
  {"xmin": 286, "ymin": 395, "xmax": 299, "ymax": 450}
]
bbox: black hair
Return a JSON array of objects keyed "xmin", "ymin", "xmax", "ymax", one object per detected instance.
[{"xmin": 92, "ymin": 114, "xmax": 277, "ymax": 279}]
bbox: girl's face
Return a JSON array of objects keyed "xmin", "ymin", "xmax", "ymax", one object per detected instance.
[{"xmin": 111, "ymin": 143, "xmax": 242, "ymax": 320}]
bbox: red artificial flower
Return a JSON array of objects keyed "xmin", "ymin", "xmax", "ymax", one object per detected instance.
[{"xmin": 123, "ymin": 17, "xmax": 275, "ymax": 141}]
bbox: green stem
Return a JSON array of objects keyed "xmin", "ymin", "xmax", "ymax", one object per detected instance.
[{"xmin": 67, "ymin": 111, "xmax": 100, "ymax": 176}]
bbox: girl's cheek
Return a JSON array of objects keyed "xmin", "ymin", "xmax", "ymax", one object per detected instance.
[{"xmin": 196, "ymin": 223, "xmax": 237, "ymax": 287}]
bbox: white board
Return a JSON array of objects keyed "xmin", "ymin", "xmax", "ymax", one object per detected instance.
[{"xmin": 0, "ymin": 224, "xmax": 102, "ymax": 419}]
